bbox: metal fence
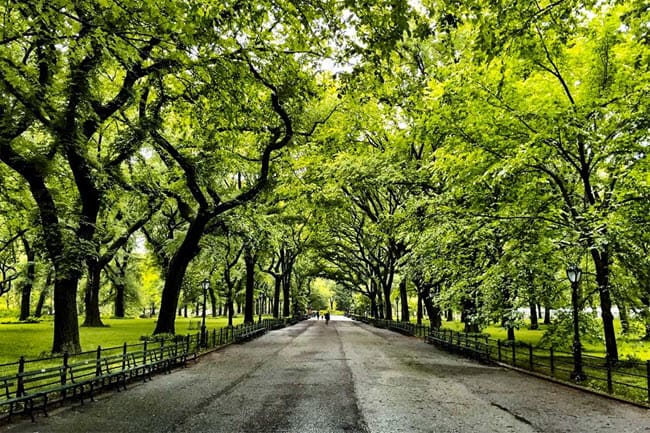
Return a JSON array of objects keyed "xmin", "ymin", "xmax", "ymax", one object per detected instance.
[
  {"xmin": 349, "ymin": 315, "xmax": 650, "ymax": 407},
  {"xmin": 0, "ymin": 317, "xmax": 296, "ymax": 421}
]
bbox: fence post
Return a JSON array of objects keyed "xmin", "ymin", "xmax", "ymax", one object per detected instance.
[
  {"xmin": 219, "ymin": 328, "xmax": 223, "ymax": 345},
  {"xmin": 646, "ymin": 360, "xmax": 650, "ymax": 404},
  {"xmin": 95, "ymin": 346, "xmax": 102, "ymax": 377},
  {"xmin": 212, "ymin": 329, "xmax": 216, "ymax": 347},
  {"xmin": 60, "ymin": 352, "xmax": 69, "ymax": 398},
  {"xmin": 485, "ymin": 336, "xmax": 490, "ymax": 361},
  {"xmin": 528, "ymin": 344, "xmax": 533, "ymax": 371},
  {"xmin": 186, "ymin": 334, "xmax": 190, "ymax": 355},
  {"xmin": 122, "ymin": 342, "xmax": 127, "ymax": 370},
  {"xmin": 16, "ymin": 356, "xmax": 25, "ymax": 396},
  {"xmin": 550, "ymin": 347, "xmax": 555, "ymax": 377},
  {"xmin": 606, "ymin": 356, "xmax": 613, "ymax": 394},
  {"xmin": 511, "ymin": 342, "xmax": 516, "ymax": 366},
  {"xmin": 497, "ymin": 339, "xmax": 502, "ymax": 362},
  {"xmin": 143, "ymin": 340, "xmax": 148, "ymax": 365}
]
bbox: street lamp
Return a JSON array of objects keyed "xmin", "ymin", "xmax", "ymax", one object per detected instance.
[
  {"xmin": 566, "ymin": 264, "xmax": 586, "ymax": 382},
  {"xmin": 258, "ymin": 292, "xmax": 266, "ymax": 324},
  {"xmin": 201, "ymin": 278, "xmax": 210, "ymax": 348}
]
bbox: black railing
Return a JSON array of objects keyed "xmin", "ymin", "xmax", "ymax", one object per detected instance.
[
  {"xmin": 349, "ymin": 315, "xmax": 650, "ymax": 407},
  {"xmin": 0, "ymin": 317, "xmax": 297, "ymax": 421}
]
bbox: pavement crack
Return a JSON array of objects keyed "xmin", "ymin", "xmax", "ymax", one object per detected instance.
[{"xmin": 490, "ymin": 402, "xmax": 533, "ymax": 426}]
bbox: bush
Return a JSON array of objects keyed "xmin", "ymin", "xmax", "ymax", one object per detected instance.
[
  {"xmin": 140, "ymin": 333, "xmax": 185, "ymax": 343},
  {"xmin": 539, "ymin": 310, "xmax": 602, "ymax": 350}
]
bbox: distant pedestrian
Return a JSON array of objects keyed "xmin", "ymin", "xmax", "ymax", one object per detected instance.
[
  {"xmin": 316, "ymin": 311, "xmax": 320, "ymax": 320},
  {"xmin": 325, "ymin": 312, "xmax": 330, "ymax": 325}
]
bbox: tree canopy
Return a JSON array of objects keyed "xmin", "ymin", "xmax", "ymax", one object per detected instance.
[{"xmin": 0, "ymin": 0, "xmax": 647, "ymax": 360}]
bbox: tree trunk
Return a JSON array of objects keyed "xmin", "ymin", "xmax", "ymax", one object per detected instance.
[
  {"xmin": 544, "ymin": 304, "xmax": 551, "ymax": 325},
  {"xmin": 376, "ymin": 285, "xmax": 385, "ymax": 319},
  {"xmin": 19, "ymin": 235, "xmax": 35, "ymax": 321},
  {"xmin": 529, "ymin": 302, "xmax": 539, "ymax": 330},
  {"xmin": 209, "ymin": 286, "xmax": 217, "ymax": 318},
  {"xmin": 367, "ymin": 291, "xmax": 377, "ymax": 317},
  {"xmin": 382, "ymin": 284, "xmax": 392, "ymax": 320},
  {"xmin": 399, "ymin": 279, "xmax": 409, "ymax": 322},
  {"xmin": 6, "ymin": 165, "xmax": 82, "ymax": 353},
  {"xmin": 155, "ymin": 212, "xmax": 210, "ymax": 335},
  {"xmin": 507, "ymin": 327, "xmax": 515, "ymax": 341},
  {"xmin": 227, "ymin": 300, "xmax": 234, "ymax": 327},
  {"xmin": 416, "ymin": 292, "xmax": 423, "ymax": 325},
  {"xmin": 446, "ymin": 309, "xmax": 453, "ymax": 321},
  {"xmin": 244, "ymin": 248, "xmax": 256, "ymax": 323},
  {"xmin": 114, "ymin": 283, "xmax": 126, "ymax": 318},
  {"xmin": 591, "ymin": 248, "xmax": 618, "ymax": 362},
  {"xmin": 422, "ymin": 282, "xmax": 442, "ymax": 329},
  {"xmin": 52, "ymin": 275, "xmax": 82, "ymax": 354},
  {"xmin": 282, "ymin": 269, "xmax": 291, "ymax": 318},
  {"xmin": 34, "ymin": 270, "xmax": 53, "ymax": 318},
  {"xmin": 82, "ymin": 259, "xmax": 105, "ymax": 327},
  {"xmin": 462, "ymin": 298, "xmax": 479, "ymax": 333},
  {"xmin": 34, "ymin": 288, "xmax": 48, "ymax": 318},
  {"xmin": 272, "ymin": 276, "xmax": 281, "ymax": 318}
]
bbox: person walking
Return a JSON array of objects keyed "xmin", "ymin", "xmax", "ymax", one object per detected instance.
[{"xmin": 324, "ymin": 311, "xmax": 330, "ymax": 325}]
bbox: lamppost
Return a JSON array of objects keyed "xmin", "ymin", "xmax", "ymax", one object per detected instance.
[
  {"xmin": 201, "ymin": 278, "xmax": 209, "ymax": 348},
  {"xmin": 567, "ymin": 264, "xmax": 586, "ymax": 382},
  {"xmin": 258, "ymin": 292, "xmax": 265, "ymax": 323}
]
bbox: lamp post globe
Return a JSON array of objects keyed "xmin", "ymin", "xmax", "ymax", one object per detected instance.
[{"xmin": 566, "ymin": 264, "xmax": 586, "ymax": 382}]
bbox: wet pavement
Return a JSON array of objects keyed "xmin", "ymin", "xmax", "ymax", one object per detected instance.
[{"xmin": 2, "ymin": 317, "xmax": 648, "ymax": 433}]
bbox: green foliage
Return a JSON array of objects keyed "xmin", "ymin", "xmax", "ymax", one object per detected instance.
[{"xmin": 539, "ymin": 311, "xmax": 604, "ymax": 351}]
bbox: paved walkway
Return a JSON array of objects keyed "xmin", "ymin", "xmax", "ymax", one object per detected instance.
[{"xmin": 3, "ymin": 318, "xmax": 648, "ymax": 433}]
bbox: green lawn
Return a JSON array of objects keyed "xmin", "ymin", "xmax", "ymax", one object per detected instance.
[{"xmin": 0, "ymin": 316, "xmax": 245, "ymax": 364}]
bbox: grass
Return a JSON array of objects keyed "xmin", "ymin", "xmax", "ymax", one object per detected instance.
[{"xmin": 0, "ymin": 315, "xmax": 246, "ymax": 364}]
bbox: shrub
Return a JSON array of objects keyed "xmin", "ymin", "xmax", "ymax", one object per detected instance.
[{"xmin": 539, "ymin": 310, "xmax": 602, "ymax": 350}]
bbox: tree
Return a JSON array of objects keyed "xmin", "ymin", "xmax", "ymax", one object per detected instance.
[
  {"xmin": 0, "ymin": 0, "xmax": 204, "ymax": 353},
  {"xmin": 432, "ymin": 1, "xmax": 649, "ymax": 361}
]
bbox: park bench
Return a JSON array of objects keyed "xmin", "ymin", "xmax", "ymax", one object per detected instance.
[
  {"xmin": 145, "ymin": 346, "xmax": 174, "ymax": 374},
  {"xmin": 163, "ymin": 344, "xmax": 188, "ymax": 369},
  {"xmin": 0, "ymin": 374, "xmax": 45, "ymax": 422},
  {"xmin": 0, "ymin": 365, "xmax": 71, "ymax": 421},
  {"xmin": 0, "ymin": 342, "xmax": 191, "ymax": 423},
  {"xmin": 426, "ymin": 329, "xmax": 491, "ymax": 362},
  {"xmin": 234, "ymin": 326, "xmax": 266, "ymax": 343},
  {"xmin": 97, "ymin": 354, "xmax": 130, "ymax": 391},
  {"xmin": 60, "ymin": 359, "xmax": 100, "ymax": 404},
  {"xmin": 123, "ymin": 351, "xmax": 153, "ymax": 382}
]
